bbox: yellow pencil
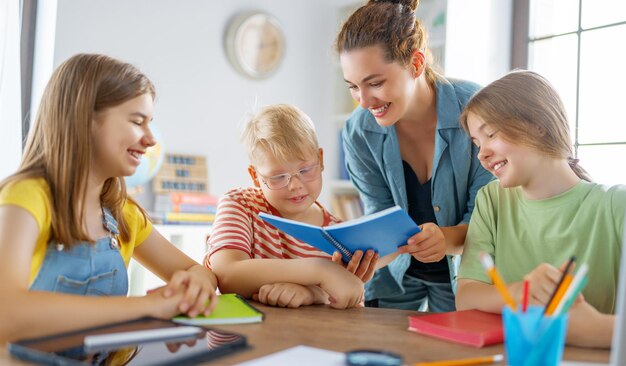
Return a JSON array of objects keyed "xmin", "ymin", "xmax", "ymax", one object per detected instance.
[
  {"xmin": 479, "ymin": 252, "xmax": 517, "ymax": 311},
  {"xmin": 414, "ymin": 353, "xmax": 504, "ymax": 366}
]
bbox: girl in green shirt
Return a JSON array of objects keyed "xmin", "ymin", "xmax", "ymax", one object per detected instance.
[{"xmin": 456, "ymin": 70, "xmax": 625, "ymax": 348}]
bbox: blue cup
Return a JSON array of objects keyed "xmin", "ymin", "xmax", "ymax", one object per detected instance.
[{"xmin": 502, "ymin": 305, "xmax": 568, "ymax": 366}]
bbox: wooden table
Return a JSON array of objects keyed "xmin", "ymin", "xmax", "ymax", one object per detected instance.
[{"xmin": 1, "ymin": 303, "xmax": 611, "ymax": 365}]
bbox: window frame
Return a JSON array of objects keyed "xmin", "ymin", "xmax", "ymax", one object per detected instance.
[{"xmin": 512, "ymin": 0, "xmax": 626, "ymax": 160}]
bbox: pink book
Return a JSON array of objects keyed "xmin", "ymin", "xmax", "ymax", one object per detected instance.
[{"xmin": 408, "ymin": 309, "xmax": 503, "ymax": 348}]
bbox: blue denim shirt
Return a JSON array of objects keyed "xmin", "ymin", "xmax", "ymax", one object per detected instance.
[{"xmin": 341, "ymin": 77, "xmax": 494, "ymax": 301}]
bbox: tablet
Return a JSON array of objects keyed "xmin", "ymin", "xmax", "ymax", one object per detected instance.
[{"xmin": 8, "ymin": 317, "xmax": 247, "ymax": 365}]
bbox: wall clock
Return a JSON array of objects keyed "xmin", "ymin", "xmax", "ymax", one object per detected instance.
[{"xmin": 225, "ymin": 12, "xmax": 286, "ymax": 80}]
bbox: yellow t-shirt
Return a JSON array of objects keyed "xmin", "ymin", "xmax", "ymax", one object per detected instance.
[{"xmin": 0, "ymin": 178, "xmax": 152, "ymax": 283}]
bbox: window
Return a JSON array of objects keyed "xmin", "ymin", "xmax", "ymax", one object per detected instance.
[{"xmin": 527, "ymin": 0, "xmax": 626, "ymax": 185}]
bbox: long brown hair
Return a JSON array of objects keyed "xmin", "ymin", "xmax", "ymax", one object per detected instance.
[
  {"xmin": 0, "ymin": 53, "xmax": 155, "ymax": 244},
  {"xmin": 335, "ymin": 0, "xmax": 440, "ymax": 85},
  {"xmin": 460, "ymin": 70, "xmax": 591, "ymax": 181}
]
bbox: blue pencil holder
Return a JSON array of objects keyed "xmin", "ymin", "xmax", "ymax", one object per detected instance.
[{"xmin": 503, "ymin": 305, "xmax": 568, "ymax": 366}]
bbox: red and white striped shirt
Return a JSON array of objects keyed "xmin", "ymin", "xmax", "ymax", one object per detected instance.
[{"xmin": 205, "ymin": 187, "xmax": 340, "ymax": 268}]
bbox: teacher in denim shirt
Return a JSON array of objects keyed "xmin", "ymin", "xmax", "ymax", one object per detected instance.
[{"xmin": 334, "ymin": 0, "xmax": 493, "ymax": 311}]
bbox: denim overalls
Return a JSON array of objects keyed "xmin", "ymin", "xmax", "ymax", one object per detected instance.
[
  {"xmin": 28, "ymin": 208, "xmax": 128, "ymax": 364},
  {"xmin": 29, "ymin": 208, "xmax": 128, "ymax": 296}
]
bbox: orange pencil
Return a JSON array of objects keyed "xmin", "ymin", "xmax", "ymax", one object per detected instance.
[
  {"xmin": 414, "ymin": 354, "xmax": 504, "ymax": 366},
  {"xmin": 544, "ymin": 256, "xmax": 576, "ymax": 315},
  {"xmin": 479, "ymin": 252, "xmax": 517, "ymax": 311},
  {"xmin": 545, "ymin": 274, "xmax": 573, "ymax": 316}
]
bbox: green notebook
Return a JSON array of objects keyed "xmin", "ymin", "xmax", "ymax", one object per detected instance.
[{"xmin": 172, "ymin": 293, "xmax": 264, "ymax": 325}]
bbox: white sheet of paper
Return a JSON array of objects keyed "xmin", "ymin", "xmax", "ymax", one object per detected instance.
[
  {"xmin": 236, "ymin": 345, "xmax": 344, "ymax": 366},
  {"xmin": 561, "ymin": 362, "xmax": 609, "ymax": 366}
]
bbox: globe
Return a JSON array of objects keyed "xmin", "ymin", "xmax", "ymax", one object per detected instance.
[{"xmin": 125, "ymin": 124, "xmax": 165, "ymax": 189}]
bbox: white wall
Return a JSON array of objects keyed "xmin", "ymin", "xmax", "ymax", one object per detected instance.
[
  {"xmin": 51, "ymin": 0, "xmax": 512, "ymax": 205},
  {"xmin": 54, "ymin": 0, "xmax": 355, "ymax": 205},
  {"xmin": 445, "ymin": 0, "xmax": 513, "ymax": 85}
]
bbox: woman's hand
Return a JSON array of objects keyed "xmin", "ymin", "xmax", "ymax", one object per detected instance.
[
  {"xmin": 162, "ymin": 264, "xmax": 218, "ymax": 317},
  {"xmin": 331, "ymin": 249, "xmax": 379, "ymax": 283},
  {"xmin": 397, "ymin": 223, "xmax": 446, "ymax": 263}
]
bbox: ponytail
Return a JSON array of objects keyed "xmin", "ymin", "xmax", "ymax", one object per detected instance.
[{"xmin": 568, "ymin": 157, "xmax": 592, "ymax": 182}]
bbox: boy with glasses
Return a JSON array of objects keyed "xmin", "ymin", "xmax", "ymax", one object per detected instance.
[{"xmin": 205, "ymin": 104, "xmax": 378, "ymax": 309}]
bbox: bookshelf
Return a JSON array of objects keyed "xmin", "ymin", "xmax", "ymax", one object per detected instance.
[
  {"xmin": 326, "ymin": 0, "xmax": 448, "ymax": 221},
  {"xmin": 326, "ymin": 2, "xmax": 362, "ymax": 221}
]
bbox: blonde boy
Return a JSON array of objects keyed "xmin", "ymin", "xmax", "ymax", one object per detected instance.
[{"xmin": 206, "ymin": 105, "xmax": 377, "ymax": 309}]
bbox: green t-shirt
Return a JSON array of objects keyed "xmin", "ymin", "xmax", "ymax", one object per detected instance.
[{"xmin": 458, "ymin": 180, "xmax": 626, "ymax": 314}]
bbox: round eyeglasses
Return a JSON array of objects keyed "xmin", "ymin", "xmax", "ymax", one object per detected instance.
[{"xmin": 256, "ymin": 163, "xmax": 321, "ymax": 190}]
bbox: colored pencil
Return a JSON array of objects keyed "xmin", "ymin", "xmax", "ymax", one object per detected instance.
[
  {"xmin": 414, "ymin": 354, "xmax": 504, "ymax": 366},
  {"xmin": 479, "ymin": 252, "xmax": 517, "ymax": 311},
  {"xmin": 522, "ymin": 279, "xmax": 529, "ymax": 313},
  {"xmin": 544, "ymin": 255, "xmax": 576, "ymax": 315}
]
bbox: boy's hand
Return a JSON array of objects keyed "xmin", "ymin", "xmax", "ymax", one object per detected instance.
[
  {"xmin": 397, "ymin": 223, "xmax": 446, "ymax": 263},
  {"xmin": 331, "ymin": 249, "xmax": 379, "ymax": 283},
  {"xmin": 253, "ymin": 283, "xmax": 316, "ymax": 308},
  {"xmin": 318, "ymin": 261, "xmax": 365, "ymax": 309},
  {"xmin": 162, "ymin": 265, "xmax": 218, "ymax": 318},
  {"xmin": 523, "ymin": 260, "xmax": 571, "ymax": 305}
]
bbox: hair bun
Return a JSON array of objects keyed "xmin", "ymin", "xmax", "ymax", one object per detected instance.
[{"xmin": 369, "ymin": 0, "xmax": 419, "ymax": 12}]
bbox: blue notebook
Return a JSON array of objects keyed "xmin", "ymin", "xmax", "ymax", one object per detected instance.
[{"xmin": 258, "ymin": 206, "xmax": 420, "ymax": 262}]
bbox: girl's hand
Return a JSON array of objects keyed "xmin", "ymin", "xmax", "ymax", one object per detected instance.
[
  {"xmin": 397, "ymin": 223, "xmax": 446, "ymax": 263},
  {"xmin": 331, "ymin": 249, "xmax": 379, "ymax": 283},
  {"xmin": 144, "ymin": 286, "xmax": 187, "ymax": 319},
  {"xmin": 162, "ymin": 265, "xmax": 218, "ymax": 318},
  {"xmin": 565, "ymin": 294, "xmax": 613, "ymax": 348},
  {"xmin": 253, "ymin": 283, "xmax": 316, "ymax": 308},
  {"xmin": 523, "ymin": 260, "xmax": 571, "ymax": 306}
]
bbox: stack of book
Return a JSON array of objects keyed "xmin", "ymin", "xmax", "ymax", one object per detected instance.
[{"xmin": 152, "ymin": 192, "xmax": 218, "ymax": 225}]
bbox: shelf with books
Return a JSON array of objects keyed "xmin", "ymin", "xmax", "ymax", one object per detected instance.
[
  {"xmin": 328, "ymin": 2, "xmax": 361, "ymax": 220},
  {"xmin": 153, "ymin": 153, "xmax": 209, "ymax": 194},
  {"xmin": 330, "ymin": 191, "xmax": 363, "ymax": 221}
]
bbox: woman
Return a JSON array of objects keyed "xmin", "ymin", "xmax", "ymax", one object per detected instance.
[{"xmin": 335, "ymin": 0, "xmax": 492, "ymax": 311}]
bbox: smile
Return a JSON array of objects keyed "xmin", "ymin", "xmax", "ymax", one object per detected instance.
[
  {"xmin": 289, "ymin": 195, "xmax": 307, "ymax": 203},
  {"xmin": 128, "ymin": 149, "xmax": 144, "ymax": 162},
  {"xmin": 370, "ymin": 103, "xmax": 390, "ymax": 116},
  {"xmin": 491, "ymin": 160, "xmax": 508, "ymax": 173}
]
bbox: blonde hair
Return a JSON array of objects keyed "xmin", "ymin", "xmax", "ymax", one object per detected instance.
[
  {"xmin": 334, "ymin": 0, "xmax": 441, "ymax": 86},
  {"xmin": 460, "ymin": 70, "xmax": 591, "ymax": 181},
  {"xmin": 241, "ymin": 104, "xmax": 319, "ymax": 165},
  {"xmin": 0, "ymin": 53, "xmax": 155, "ymax": 245}
]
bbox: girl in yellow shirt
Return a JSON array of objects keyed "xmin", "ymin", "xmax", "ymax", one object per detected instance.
[{"xmin": 0, "ymin": 54, "xmax": 217, "ymax": 344}]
